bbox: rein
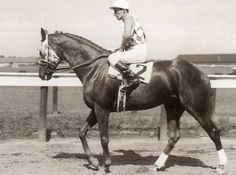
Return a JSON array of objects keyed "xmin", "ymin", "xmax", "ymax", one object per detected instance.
[
  {"xmin": 70, "ymin": 54, "xmax": 110, "ymax": 70},
  {"xmin": 53, "ymin": 54, "xmax": 110, "ymax": 72}
]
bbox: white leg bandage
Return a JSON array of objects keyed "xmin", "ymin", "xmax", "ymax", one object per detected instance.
[
  {"xmin": 217, "ymin": 149, "xmax": 227, "ymax": 165},
  {"xmin": 154, "ymin": 152, "xmax": 169, "ymax": 168}
]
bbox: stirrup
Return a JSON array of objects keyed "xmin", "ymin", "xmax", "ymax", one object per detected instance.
[{"xmin": 120, "ymin": 79, "xmax": 139, "ymax": 92}]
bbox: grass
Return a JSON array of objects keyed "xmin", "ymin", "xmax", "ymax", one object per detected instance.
[
  {"xmin": 0, "ymin": 109, "xmax": 235, "ymax": 139},
  {"xmin": 0, "ymin": 65, "xmax": 236, "ymax": 139}
]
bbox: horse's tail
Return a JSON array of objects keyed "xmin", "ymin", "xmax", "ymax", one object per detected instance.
[{"xmin": 171, "ymin": 58, "xmax": 213, "ymax": 117}]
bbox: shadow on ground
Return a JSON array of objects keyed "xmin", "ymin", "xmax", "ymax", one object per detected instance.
[{"xmin": 53, "ymin": 149, "xmax": 215, "ymax": 170}]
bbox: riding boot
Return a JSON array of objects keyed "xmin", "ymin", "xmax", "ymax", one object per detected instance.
[{"xmin": 115, "ymin": 61, "xmax": 140, "ymax": 91}]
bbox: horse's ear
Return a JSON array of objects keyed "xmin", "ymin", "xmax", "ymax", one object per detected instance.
[{"xmin": 41, "ymin": 28, "xmax": 48, "ymax": 42}]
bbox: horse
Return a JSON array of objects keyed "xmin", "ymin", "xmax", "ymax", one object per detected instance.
[{"xmin": 38, "ymin": 28, "xmax": 227, "ymax": 174}]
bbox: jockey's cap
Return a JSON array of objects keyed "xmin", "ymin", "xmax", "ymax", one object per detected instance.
[{"xmin": 110, "ymin": 0, "xmax": 129, "ymax": 10}]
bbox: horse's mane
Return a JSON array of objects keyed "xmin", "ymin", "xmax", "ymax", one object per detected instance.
[{"xmin": 62, "ymin": 33, "xmax": 110, "ymax": 54}]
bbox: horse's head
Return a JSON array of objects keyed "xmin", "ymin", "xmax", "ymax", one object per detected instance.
[
  {"xmin": 38, "ymin": 28, "xmax": 111, "ymax": 80},
  {"xmin": 38, "ymin": 28, "xmax": 62, "ymax": 80}
]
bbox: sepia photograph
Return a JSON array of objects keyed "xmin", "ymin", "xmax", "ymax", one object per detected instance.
[{"xmin": 0, "ymin": 0, "xmax": 236, "ymax": 174}]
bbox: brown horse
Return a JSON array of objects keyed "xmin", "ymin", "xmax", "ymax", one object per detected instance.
[{"xmin": 38, "ymin": 28, "xmax": 227, "ymax": 174}]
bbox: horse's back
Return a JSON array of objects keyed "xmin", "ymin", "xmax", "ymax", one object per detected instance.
[
  {"xmin": 149, "ymin": 58, "xmax": 211, "ymax": 103},
  {"xmin": 152, "ymin": 58, "xmax": 210, "ymax": 85}
]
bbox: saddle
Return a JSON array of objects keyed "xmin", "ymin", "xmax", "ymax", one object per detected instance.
[{"xmin": 108, "ymin": 62, "xmax": 153, "ymax": 112}]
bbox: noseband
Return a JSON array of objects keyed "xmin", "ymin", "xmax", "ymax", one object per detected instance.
[{"xmin": 39, "ymin": 41, "xmax": 61, "ymax": 74}]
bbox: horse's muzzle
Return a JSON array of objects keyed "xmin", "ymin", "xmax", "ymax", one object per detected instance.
[{"xmin": 39, "ymin": 66, "xmax": 52, "ymax": 80}]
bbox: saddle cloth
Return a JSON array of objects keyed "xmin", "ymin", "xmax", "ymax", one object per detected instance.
[{"xmin": 108, "ymin": 62, "xmax": 154, "ymax": 84}]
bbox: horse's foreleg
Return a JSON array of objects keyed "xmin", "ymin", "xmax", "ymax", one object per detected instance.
[
  {"xmin": 79, "ymin": 110, "xmax": 99, "ymax": 169},
  {"xmin": 155, "ymin": 99, "xmax": 184, "ymax": 171},
  {"xmin": 155, "ymin": 120, "xmax": 181, "ymax": 170},
  {"xmin": 94, "ymin": 103, "xmax": 111, "ymax": 171}
]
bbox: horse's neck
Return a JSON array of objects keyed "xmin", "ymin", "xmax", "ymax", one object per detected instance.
[
  {"xmin": 63, "ymin": 45, "xmax": 101, "ymax": 66},
  {"xmin": 60, "ymin": 43, "xmax": 108, "ymax": 83},
  {"xmin": 53, "ymin": 34, "xmax": 110, "ymax": 82},
  {"xmin": 59, "ymin": 34, "xmax": 109, "ymax": 67},
  {"xmin": 74, "ymin": 57, "xmax": 108, "ymax": 83}
]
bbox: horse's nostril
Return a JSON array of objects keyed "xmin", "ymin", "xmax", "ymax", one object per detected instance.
[
  {"xmin": 39, "ymin": 49, "xmax": 46, "ymax": 58},
  {"xmin": 39, "ymin": 50, "xmax": 42, "ymax": 57}
]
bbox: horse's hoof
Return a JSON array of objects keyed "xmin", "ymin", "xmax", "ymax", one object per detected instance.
[
  {"xmin": 88, "ymin": 157, "xmax": 99, "ymax": 170},
  {"xmin": 84, "ymin": 164, "xmax": 99, "ymax": 171},
  {"xmin": 104, "ymin": 166, "xmax": 111, "ymax": 173},
  {"xmin": 153, "ymin": 166, "xmax": 165, "ymax": 172},
  {"xmin": 216, "ymin": 164, "xmax": 226, "ymax": 175},
  {"xmin": 104, "ymin": 160, "xmax": 111, "ymax": 173}
]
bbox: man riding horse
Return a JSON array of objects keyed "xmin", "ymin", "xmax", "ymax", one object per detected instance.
[
  {"xmin": 38, "ymin": 1, "xmax": 228, "ymax": 173},
  {"xmin": 108, "ymin": 0, "xmax": 148, "ymax": 91}
]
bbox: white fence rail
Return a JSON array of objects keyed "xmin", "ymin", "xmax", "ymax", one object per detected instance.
[
  {"xmin": 1, "ymin": 72, "xmax": 236, "ymax": 141},
  {"xmin": 1, "ymin": 72, "xmax": 236, "ymax": 88},
  {"xmin": 0, "ymin": 73, "xmax": 82, "ymax": 86}
]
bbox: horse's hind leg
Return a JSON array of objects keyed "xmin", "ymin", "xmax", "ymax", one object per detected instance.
[
  {"xmin": 189, "ymin": 112, "xmax": 227, "ymax": 174},
  {"xmin": 154, "ymin": 97, "xmax": 185, "ymax": 170},
  {"xmin": 181, "ymin": 89, "xmax": 227, "ymax": 174},
  {"xmin": 79, "ymin": 110, "xmax": 99, "ymax": 169}
]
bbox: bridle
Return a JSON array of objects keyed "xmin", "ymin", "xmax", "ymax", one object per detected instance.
[
  {"xmin": 39, "ymin": 40, "xmax": 64, "ymax": 74},
  {"xmin": 39, "ymin": 39, "xmax": 111, "ymax": 74}
]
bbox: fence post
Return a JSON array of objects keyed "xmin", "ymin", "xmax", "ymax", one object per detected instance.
[
  {"xmin": 131, "ymin": 111, "xmax": 137, "ymax": 116},
  {"xmin": 52, "ymin": 86, "xmax": 58, "ymax": 114},
  {"xmin": 159, "ymin": 105, "xmax": 168, "ymax": 141},
  {"xmin": 39, "ymin": 86, "xmax": 48, "ymax": 142},
  {"xmin": 211, "ymin": 88, "xmax": 216, "ymax": 117}
]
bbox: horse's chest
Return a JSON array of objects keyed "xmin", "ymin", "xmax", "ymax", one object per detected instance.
[{"xmin": 84, "ymin": 88, "xmax": 116, "ymax": 109}]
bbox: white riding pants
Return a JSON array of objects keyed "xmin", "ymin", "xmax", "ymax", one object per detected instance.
[{"xmin": 108, "ymin": 44, "xmax": 148, "ymax": 66}]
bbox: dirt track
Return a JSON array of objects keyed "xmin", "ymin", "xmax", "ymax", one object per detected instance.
[{"xmin": 0, "ymin": 136, "xmax": 235, "ymax": 175}]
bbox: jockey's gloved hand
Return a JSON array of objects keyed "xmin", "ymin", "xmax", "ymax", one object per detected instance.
[{"xmin": 112, "ymin": 48, "xmax": 122, "ymax": 53}]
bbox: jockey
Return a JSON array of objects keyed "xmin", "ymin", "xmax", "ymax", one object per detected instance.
[{"xmin": 109, "ymin": 0, "xmax": 148, "ymax": 90}]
